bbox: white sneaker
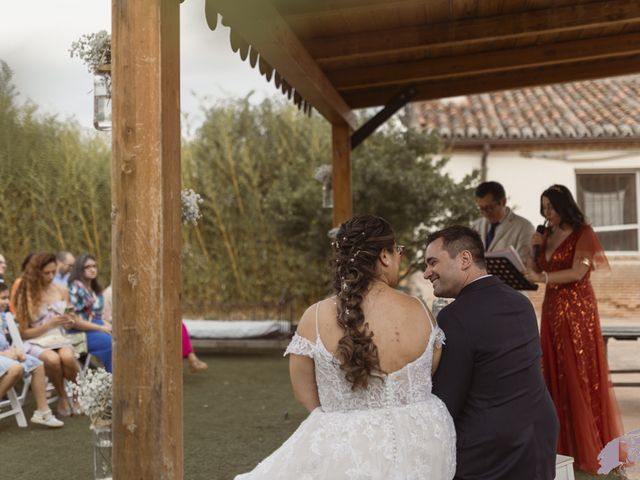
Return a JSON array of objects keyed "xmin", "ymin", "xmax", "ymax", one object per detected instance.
[{"xmin": 31, "ymin": 409, "xmax": 64, "ymax": 428}]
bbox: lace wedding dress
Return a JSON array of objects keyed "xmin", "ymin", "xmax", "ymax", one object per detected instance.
[{"xmin": 235, "ymin": 302, "xmax": 456, "ymax": 480}]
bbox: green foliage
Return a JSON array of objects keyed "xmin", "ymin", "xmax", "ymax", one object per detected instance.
[
  {"xmin": 181, "ymin": 98, "xmax": 333, "ymax": 313},
  {"xmin": 0, "ymin": 61, "xmax": 477, "ymax": 316},
  {"xmin": 183, "ymin": 99, "xmax": 478, "ymax": 314},
  {"xmin": 350, "ymin": 126, "xmax": 479, "ymax": 274},
  {"xmin": 0, "ymin": 61, "xmax": 111, "ymax": 281}
]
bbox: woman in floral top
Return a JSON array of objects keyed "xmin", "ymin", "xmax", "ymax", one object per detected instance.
[{"xmin": 67, "ymin": 253, "xmax": 112, "ymax": 372}]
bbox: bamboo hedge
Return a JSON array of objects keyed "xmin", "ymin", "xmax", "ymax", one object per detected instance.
[{"xmin": 0, "ymin": 61, "xmax": 477, "ymax": 318}]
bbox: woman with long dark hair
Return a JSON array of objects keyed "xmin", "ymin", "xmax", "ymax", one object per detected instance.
[
  {"xmin": 525, "ymin": 184, "xmax": 623, "ymax": 473},
  {"xmin": 67, "ymin": 253, "xmax": 113, "ymax": 373},
  {"xmin": 235, "ymin": 214, "xmax": 455, "ymax": 479},
  {"xmin": 14, "ymin": 253, "xmax": 81, "ymax": 416}
]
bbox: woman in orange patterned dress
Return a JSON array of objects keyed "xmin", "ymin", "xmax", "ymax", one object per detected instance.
[{"xmin": 525, "ymin": 184, "xmax": 623, "ymax": 473}]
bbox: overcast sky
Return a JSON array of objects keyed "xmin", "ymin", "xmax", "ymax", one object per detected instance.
[{"xmin": 0, "ymin": 0, "xmax": 278, "ymax": 131}]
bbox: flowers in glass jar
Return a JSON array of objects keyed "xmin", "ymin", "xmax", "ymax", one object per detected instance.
[{"xmin": 72, "ymin": 368, "xmax": 112, "ymax": 428}]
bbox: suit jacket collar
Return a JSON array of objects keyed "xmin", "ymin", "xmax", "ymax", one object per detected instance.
[
  {"xmin": 484, "ymin": 207, "xmax": 515, "ymax": 245},
  {"xmin": 457, "ymin": 275, "xmax": 502, "ymax": 299}
]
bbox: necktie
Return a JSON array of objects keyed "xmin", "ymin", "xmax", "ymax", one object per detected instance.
[{"xmin": 485, "ymin": 223, "xmax": 498, "ymax": 250}]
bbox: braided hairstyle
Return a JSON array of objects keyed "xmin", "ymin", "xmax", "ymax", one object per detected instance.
[{"xmin": 333, "ymin": 214, "xmax": 396, "ymax": 390}]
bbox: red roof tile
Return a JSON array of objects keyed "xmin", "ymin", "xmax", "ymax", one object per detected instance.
[{"xmin": 414, "ymin": 75, "xmax": 640, "ymax": 146}]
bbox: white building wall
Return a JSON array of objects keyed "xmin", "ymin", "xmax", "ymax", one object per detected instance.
[{"xmin": 440, "ymin": 149, "xmax": 640, "ymax": 228}]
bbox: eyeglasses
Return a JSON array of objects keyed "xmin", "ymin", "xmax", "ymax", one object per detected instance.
[
  {"xmin": 395, "ymin": 245, "xmax": 406, "ymax": 256},
  {"xmin": 476, "ymin": 202, "xmax": 500, "ymax": 213},
  {"xmin": 83, "ymin": 264, "xmax": 98, "ymax": 270}
]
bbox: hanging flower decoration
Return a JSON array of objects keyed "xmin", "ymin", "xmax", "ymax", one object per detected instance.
[
  {"xmin": 181, "ymin": 188, "xmax": 204, "ymax": 226},
  {"xmin": 69, "ymin": 31, "xmax": 112, "ymax": 74}
]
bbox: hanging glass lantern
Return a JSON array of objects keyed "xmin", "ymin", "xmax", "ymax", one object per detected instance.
[
  {"xmin": 313, "ymin": 164, "xmax": 333, "ymax": 209},
  {"xmin": 322, "ymin": 182, "xmax": 333, "ymax": 209},
  {"xmin": 93, "ymin": 73, "xmax": 112, "ymax": 131}
]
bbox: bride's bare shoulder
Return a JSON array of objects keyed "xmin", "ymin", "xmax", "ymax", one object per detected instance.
[{"xmin": 297, "ymin": 297, "xmax": 337, "ymax": 340}]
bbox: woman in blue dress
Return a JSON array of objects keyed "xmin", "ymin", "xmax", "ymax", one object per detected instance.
[{"xmin": 67, "ymin": 253, "xmax": 113, "ymax": 373}]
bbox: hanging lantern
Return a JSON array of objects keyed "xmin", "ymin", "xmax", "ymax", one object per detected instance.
[
  {"xmin": 313, "ymin": 164, "xmax": 333, "ymax": 209},
  {"xmin": 93, "ymin": 70, "xmax": 112, "ymax": 131},
  {"xmin": 322, "ymin": 182, "xmax": 333, "ymax": 209}
]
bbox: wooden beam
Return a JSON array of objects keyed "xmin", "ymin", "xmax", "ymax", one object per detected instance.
[
  {"xmin": 351, "ymin": 85, "xmax": 416, "ymax": 149},
  {"xmin": 331, "ymin": 32, "xmax": 640, "ymax": 91},
  {"xmin": 343, "ymin": 54, "xmax": 640, "ymax": 108},
  {"xmin": 305, "ymin": 0, "xmax": 640, "ymax": 65},
  {"xmin": 210, "ymin": 0, "xmax": 357, "ymax": 129},
  {"xmin": 112, "ymin": 0, "xmax": 183, "ymax": 478},
  {"xmin": 332, "ymin": 122, "xmax": 352, "ymax": 227},
  {"xmin": 280, "ymin": 0, "xmax": 427, "ymax": 18}
]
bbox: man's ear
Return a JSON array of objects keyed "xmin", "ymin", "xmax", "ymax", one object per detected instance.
[
  {"xmin": 459, "ymin": 250, "xmax": 474, "ymax": 270},
  {"xmin": 499, "ymin": 197, "xmax": 507, "ymax": 207}
]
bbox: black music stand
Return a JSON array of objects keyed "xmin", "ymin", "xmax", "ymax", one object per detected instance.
[{"xmin": 486, "ymin": 257, "xmax": 539, "ymax": 291}]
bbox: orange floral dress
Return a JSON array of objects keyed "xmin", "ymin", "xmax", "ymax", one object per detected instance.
[{"xmin": 538, "ymin": 225, "xmax": 623, "ymax": 473}]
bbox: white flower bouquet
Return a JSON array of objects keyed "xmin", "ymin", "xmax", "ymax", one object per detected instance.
[
  {"xmin": 72, "ymin": 368, "xmax": 112, "ymax": 428},
  {"xmin": 69, "ymin": 31, "xmax": 111, "ymax": 74},
  {"xmin": 181, "ymin": 188, "xmax": 204, "ymax": 225}
]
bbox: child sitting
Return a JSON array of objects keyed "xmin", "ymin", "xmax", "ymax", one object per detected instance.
[{"xmin": 0, "ymin": 282, "xmax": 63, "ymax": 428}]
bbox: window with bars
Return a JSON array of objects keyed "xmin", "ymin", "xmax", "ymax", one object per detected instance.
[{"xmin": 576, "ymin": 172, "xmax": 638, "ymax": 252}]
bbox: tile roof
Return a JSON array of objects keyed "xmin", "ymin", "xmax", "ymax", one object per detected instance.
[{"xmin": 414, "ymin": 75, "xmax": 640, "ymax": 146}]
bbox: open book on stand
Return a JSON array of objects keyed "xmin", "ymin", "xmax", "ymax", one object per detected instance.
[{"xmin": 486, "ymin": 246, "xmax": 538, "ymax": 291}]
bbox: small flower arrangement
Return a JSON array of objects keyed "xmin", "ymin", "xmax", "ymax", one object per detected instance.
[
  {"xmin": 72, "ymin": 368, "xmax": 112, "ymax": 428},
  {"xmin": 69, "ymin": 31, "xmax": 112, "ymax": 74},
  {"xmin": 181, "ymin": 188, "xmax": 204, "ymax": 225},
  {"xmin": 313, "ymin": 164, "xmax": 332, "ymax": 184}
]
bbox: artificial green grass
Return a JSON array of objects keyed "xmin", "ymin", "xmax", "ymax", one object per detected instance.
[{"xmin": 0, "ymin": 354, "xmax": 625, "ymax": 479}]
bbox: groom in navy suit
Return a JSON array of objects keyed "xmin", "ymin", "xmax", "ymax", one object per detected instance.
[{"xmin": 425, "ymin": 226, "xmax": 558, "ymax": 480}]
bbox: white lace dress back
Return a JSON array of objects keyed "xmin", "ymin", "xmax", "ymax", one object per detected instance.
[{"xmin": 235, "ymin": 299, "xmax": 456, "ymax": 480}]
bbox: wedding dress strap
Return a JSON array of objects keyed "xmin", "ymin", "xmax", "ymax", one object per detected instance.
[{"xmin": 314, "ymin": 301, "xmax": 321, "ymax": 341}]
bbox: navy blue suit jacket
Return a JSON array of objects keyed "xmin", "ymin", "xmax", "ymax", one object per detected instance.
[{"xmin": 432, "ymin": 276, "xmax": 559, "ymax": 480}]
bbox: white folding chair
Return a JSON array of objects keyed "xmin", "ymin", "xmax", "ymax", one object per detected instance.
[
  {"xmin": 0, "ymin": 385, "xmax": 28, "ymax": 427},
  {"xmin": 0, "ymin": 315, "xmax": 29, "ymax": 427},
  {"xmin": 4, "ymin": 315, "xmax": 33, "ymax": 405}
]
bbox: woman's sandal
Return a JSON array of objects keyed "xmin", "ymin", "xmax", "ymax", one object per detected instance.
[{"xmin": 57, "ymin": 404, "xmax": 73, "ymax": 417}]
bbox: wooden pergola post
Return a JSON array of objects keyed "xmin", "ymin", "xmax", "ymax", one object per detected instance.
[
  {"xmin": 331, "ymin": 121, "xmax": 352, "ymax": 226},
  {"xmin": 112, "ymin": 0, "xmax": 183, "ymax": 478}
]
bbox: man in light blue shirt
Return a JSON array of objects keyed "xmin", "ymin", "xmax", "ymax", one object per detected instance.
[{"xmin": 53, "ymin": 251, "xmax": 75, "ymax": 287}]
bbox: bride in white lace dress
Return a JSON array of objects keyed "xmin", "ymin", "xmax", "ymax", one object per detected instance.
[{"xmin": 235, "ymin": 214, "xmax": 456, "ymax": 480}]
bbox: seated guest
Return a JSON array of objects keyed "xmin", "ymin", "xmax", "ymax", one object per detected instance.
[
  {"xmin": 53, "ymin": 251, "xmax": 75, "ymax": 287},
  {"xmin": 183, "ymin": 322, "xmax": 207, "ymax": 373},
  {"xmin": 14, "ymin": 253, "xmax": 82, "ymax": 417},
  {"xmin": 67, "ymin": 254, "xmax": 113, "ymax": 373},
  {"xmin": 102, "ymin": 285, "xmax": 112, "ymax": 326},
  {"xmin": 0, "ymin": 283, "xmax": 64, "ymax": 427},
  {"xmin": 0, "ymin": 253, "xmax": 7, "ymax": 284},
  {"xmin": 9, "ymin": 253, "xmax": 34, "ymax": 315},
  {"xmin": 15, "ymin": 253, "xmax": 109, "ymax": 416},
  {"xmin": 104, "ymin": 280, "xmax": 205, "ymax": 372}
]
